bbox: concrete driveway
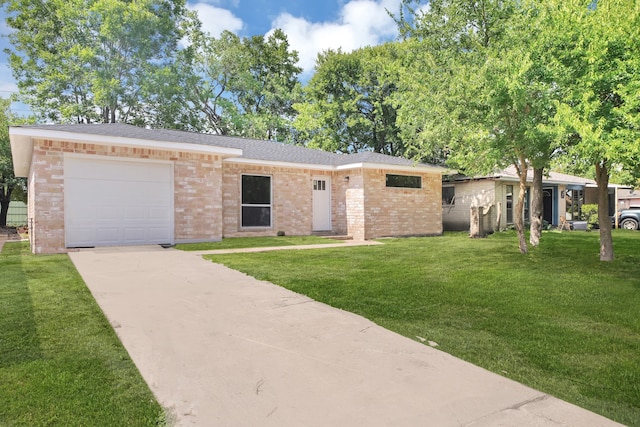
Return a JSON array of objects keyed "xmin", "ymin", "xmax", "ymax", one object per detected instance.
[{"xmin": 69, "ymin": 246, "xmax": 621, "ymax": 427}]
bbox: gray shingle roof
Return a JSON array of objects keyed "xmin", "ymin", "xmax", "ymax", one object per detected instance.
[
  {"xmin": 17, "ymin": 123, "xmax": 443, "ymax": 170},
  {"xmin": 450, "ymin": 165, "xmax": 616, "ymax": 186}
]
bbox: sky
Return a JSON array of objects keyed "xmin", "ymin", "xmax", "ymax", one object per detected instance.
[{"xmin": 0, "ymin": 0, "xmax": 404, "ymax": 116}]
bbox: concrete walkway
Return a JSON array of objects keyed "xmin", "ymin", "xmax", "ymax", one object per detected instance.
[
  {"xmin": 69, "ymin": 245, "xmax": 622, "ymax": 427},
  {"xmin": 187, "ymin": 239, "xmax": 383, "ymax": 256}
]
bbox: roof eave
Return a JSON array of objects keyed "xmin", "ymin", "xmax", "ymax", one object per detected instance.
[
  {"xmin": 224, "ymin": 157, "xmax": 336, "ymax": 171},
  {"xmin": 337, "ymin": 162, "xmax": 452, "ymax": 174},
  {"xmin": 9, "ymin": 127, "xmax": 243, "ymax": 164}
]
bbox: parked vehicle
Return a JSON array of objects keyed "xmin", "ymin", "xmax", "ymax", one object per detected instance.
[{"xmin": 618, "ymin": 208, "xmax": 640, "ymax": 230}]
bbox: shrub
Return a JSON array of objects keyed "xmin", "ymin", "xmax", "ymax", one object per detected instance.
[{"xmin": 581, "ymin": 204, "xmax": 599, "ymax": 230}]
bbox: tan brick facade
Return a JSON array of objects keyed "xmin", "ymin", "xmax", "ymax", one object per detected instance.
[
  {"xmin": 25, "ymin": 138, "xmax": 443, "ymax": 253},
  {"xmin": 361, "ymin": 169, "xmax": 442, "ymax": 239},
  {"xmin": 222, "ymin": 163, "xmax": 317, "ymax": 237},
  {"xmin": 28, "ymin": 138, "xmax": 223, "ymax": 254}
]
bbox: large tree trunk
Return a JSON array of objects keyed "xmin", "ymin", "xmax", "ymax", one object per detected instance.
[
  {"xmin": 0, "ymin": 186, "xmax": 13, "ymax": 228},
  {"xmin": 595, "ymin": 162, "xmax": 614, "ymax": 261},
  {"xmin": 529, "ymin": 168, "xmax": 543, "ymax": 246},
  {"xmin": 514, "ymin": 157, "xmax": 529, "ymax": 254}
]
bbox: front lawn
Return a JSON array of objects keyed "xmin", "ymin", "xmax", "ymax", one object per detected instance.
[
  {"xmin": 0, "ymin": 241, "xmax": 166, "ymax": 426},
  {"xmin": 205, "ymin": 230, "xmax": 640, "ymax": 425}
]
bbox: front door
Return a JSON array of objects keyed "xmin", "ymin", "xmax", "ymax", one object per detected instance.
[{"xmin": 312, "ymin": 177, "xmax": 332, "ymax": 231}]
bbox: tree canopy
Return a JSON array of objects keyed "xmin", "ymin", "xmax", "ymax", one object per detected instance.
[
  {"xmin": 541, "ymin": 0, "xmax": 640, "ymax": 260},
  {"xmin": 2, "ymin": 0, "xmax": 187, "ymax": 124},
  {"xmin": 293, "ymin": 44, "xmax": 404, "ymax": 155}
]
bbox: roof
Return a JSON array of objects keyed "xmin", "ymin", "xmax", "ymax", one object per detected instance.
[
  {"xmin": 497, "ymin": 166, "xmax": 597, "ymax": 186},
  {"xmin": 9, "ymin": 123, "xmax": 449, "ymax": 176},
  {"xmin": 448, "ymin": 165, "xmax": 630, "ymax": 188}
]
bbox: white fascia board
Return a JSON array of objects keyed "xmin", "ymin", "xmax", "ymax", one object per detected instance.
[
  {"xmin": 9, "ymin": 127, "xmax": 243, "ymax": 157},
  {"xmin": 9, "ymin": 132, "xmax": 34, "ymax": 177},
  {"xmin": 337, "ymin": 162, "xmax": 452, "ymax": 174},
  {"xmin": 226, "ymin": 158, "xmax": 454, "ymax": 174},
  {"xmin": 224, "ymin": 157, "xmax": 335, "ymax": 171},
  {"xmin": 585, "ymin": 183, "xmax": 632, "ymax": 189}
]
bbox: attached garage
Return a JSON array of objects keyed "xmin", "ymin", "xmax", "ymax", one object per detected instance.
[{"xmin": 64, "ymin": 155, "xmax": 174, "ymax": 248}]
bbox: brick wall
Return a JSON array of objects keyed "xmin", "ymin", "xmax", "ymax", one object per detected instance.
[
  {"xmin": 30, "ymin": 144, "xmax": 64, "ymax": 254},
  {"xmin": 345, "ymin": 172, "xmax": 365, "ymax": 240},
  {"xmin": 29, "ymin": 138, "xmax": 223, "ymax": 254},
  {"xmin": 222, "ymin": 163, "xmax": 315, "ymax": 237},
  {"xmin": 361, "ymin": 169, "xmax": 443, "ymax": 239}
]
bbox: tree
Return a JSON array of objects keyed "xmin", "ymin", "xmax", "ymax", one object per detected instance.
[
  {"xmin": 2, "ymin": 0, "xmax": 187, "ymax": 125},
  {"xmin": 237, "ymin": 29, "xmax": 302, "ymax": 141},
  {"xmin": 545, "ymin": 0, "xmax": 640, "ymax": 261},
  {"xmin": 0, "ymin": 98, "xmax": 29, "ymax": 227},
  {"xmin": 179, "ymin": 27, "xmax": 302, "ymax": 140},
  {"xmin": 294, "ymin": 44, "xmax": 404, "ymax": 155},
  {"xmin": 394, "ymin": 0, "xmax": 558, "ymax": 253}
]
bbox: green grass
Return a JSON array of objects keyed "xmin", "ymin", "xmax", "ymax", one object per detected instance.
[
  {"xmin": 205, "ymin": 230, "xmax": 640, "ymax": 425},
  {"xmin": 176, "ymin": 235, "xmax": 343, "ymax": 251},
  {"xmin": 0, "ymin": 241, "xmax": 166, "ymax": 426}
]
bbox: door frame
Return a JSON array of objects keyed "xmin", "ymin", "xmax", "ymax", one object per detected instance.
[{"xmin": 312, "ymin": 176, "xmax": 332, "ymax": 231}]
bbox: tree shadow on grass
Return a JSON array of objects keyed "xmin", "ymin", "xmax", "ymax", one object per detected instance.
[{"xmin": 0, "ymin": 249, "xmax": 44, "ymax": 367}]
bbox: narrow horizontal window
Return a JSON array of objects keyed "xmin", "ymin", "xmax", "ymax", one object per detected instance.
[{"xmin": 386, "ymin": 174, "xmax": 421, "ymax": 189}]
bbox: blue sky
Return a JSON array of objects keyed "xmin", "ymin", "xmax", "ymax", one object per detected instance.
[{"xmin": 0, "ymin": 0, "xmax": 403, "ymax": 116}]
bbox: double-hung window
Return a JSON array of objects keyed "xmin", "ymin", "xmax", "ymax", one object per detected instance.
[{"xmin": 242, "ymin": 175, "xmax": 271, "ymax": 227}]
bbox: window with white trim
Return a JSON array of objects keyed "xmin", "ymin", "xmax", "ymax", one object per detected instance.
[{"xmin": 241, "ymin": 175, "xmax": 271, "ymax": 227}]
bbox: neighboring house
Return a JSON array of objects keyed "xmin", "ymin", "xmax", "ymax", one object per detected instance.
[
  {"xmin": 618, "ymin": 188, "xmax": 640, "ymax": 209},
  {"xmin": 10, "ymin": 124, "xmax": 448, "ymax": 254},
  {"xmin": 442, "ymin": 166, "xmax": 629, "ymax": 233}
]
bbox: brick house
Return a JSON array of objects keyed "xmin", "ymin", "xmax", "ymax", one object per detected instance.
[{"xmin": 10, "ymin": 124, "xmax": 448, "ymax": 254}]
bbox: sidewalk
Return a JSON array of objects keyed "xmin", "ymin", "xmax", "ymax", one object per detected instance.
[{"xmin": 188, "ymin": 239, "xmax": 383, "ymax": 255}]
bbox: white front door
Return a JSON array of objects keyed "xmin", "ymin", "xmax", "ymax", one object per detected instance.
[{"xmin": 312, "ymin": 176, "xmax": 332, "ymax": 231}]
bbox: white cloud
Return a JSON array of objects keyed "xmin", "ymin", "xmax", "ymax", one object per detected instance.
[
  {"xmin": 187, "ymin": 3, "xmax": 244, "ymax": 37},
  {"xmin": 271, "ymin": 0, "xmax": 402, "ymax": 76}
]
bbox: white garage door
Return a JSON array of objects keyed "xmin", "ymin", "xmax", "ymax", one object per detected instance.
[{"xmin": 64, "ymin": 156, "xmax": 174, "ymax": 248}]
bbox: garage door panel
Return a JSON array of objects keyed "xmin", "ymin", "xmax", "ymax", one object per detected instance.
[
  {"xmin": 96, "ymin": 228, "xmax": 122, "ymax": 244},
  {"xmin": 148, "ymin": 227, "xmax": 172, "ymax": 240},
  {"xmin": 123, "ymin": 228, "xmax": 146, "ymax": 243},
  {"xmin": 65, "ymin": 157, "xmax": 174, "ymax": 248},
  {"xmin": 123, "ymin": 206, "xmax": 145, "ymax": 220}
]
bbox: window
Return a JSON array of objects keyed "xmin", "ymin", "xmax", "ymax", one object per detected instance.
[
  {"xmin": 565, "ymin": 189, "xmax": 584, "ymax": 221},
  {"xmin": 443, "ymin": 186, "xmax": 455, "ymax": 205},
  {"xmin": 386, "ymin": 174, "xmax": 421, "ymax": 188},
  {"xmin": 524, "ymin": 188, "xmax": 531, "ymax": 222},
  {"xmin": 242, "ymin": 175, "xmax": 271, "ymax": 227},
  {"xmin": 506, "ymin": 185, "xmax": 514, "ymax": 224},
  {"xmin": 313, "ymin": 179, "xmax": 326, "ymax": 191}
]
